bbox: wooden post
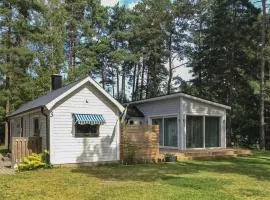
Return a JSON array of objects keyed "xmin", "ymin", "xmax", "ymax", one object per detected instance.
[
  {"xmin": 11, "ymin": 136, "xmax": 42, "ymax": 166},
  {"xmin": 4, "ymin": 121, "xmax": 9, "ymax": 149}
]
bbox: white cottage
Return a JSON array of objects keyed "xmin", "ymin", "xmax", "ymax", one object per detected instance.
[
  {"xmin": 126, "ymin": 93, "xmax": 231, "ymax": 151},
  {"xmin": 7, "ymin": 75, "xmax": 231, "ymax": 165},
  {"xmin": 7, "ymin": 75, "xmax": 124, "ymax": 165}
]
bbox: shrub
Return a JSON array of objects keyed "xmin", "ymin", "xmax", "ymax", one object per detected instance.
[{"xmin": 17, "ymin": 151, "xmax": 52, "ymax": 172}]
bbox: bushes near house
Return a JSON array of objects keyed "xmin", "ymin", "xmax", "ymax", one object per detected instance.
[{"xmin": 17, "ymin": 151, "xmax": 52, "ymax": 172}]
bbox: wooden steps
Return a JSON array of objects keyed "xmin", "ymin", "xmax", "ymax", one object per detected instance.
[{"xmin": 159, "ymin": 148, "xmax": 253, "ymax": 161}]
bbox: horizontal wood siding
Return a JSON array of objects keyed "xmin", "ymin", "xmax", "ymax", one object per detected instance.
[
  {"xmin": 182, "ymin": 97, "xmax": 226, "ymax": 116},
  {"xmin": 136, "ymin": 97, "xmax": 179, "ymax": 120},
  {"xmin": 50, "ymin": 84, "xmax": 120, "ymax": 165}
]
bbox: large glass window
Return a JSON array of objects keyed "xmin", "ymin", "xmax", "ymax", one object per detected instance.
[
  {"xmin": 152, "ymin": 118, "xmax": 163, "ymax": 146},
  {"xmin": 152, "ymin": 117, "xmax": 178, "ymax": 147},
  {"xmin": 164, "ymin": 118, "xmax": 178, "ymax": 147},
  {"xmin": 205, "ymin": 117, "xmax": 220, "ymax": 147},
  {"xmin": 186, "ymin": 116, "xmax": 203, "ymax": 148}
]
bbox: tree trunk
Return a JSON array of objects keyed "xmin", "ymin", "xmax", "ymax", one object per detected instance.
[
  {"xmin": 198, "ymin": 21, "xmax": 203, "ymax": 95},
  {"xmin": 135, "ymin": 63, "xmax": 141, "ymax": 101},
  {"xmin": 140, "ymin": 58, "xmax": 145, "ymax": 100},
  {"xmin": 259, "ymin": 0, "xmax": 266, "ymax": 150},
  {"xmin": 167, "ymin": 34, "xmax": 173, "ymax": 94},
  {"xmin": 68, "ymin": 5, "xmax": 76, "ymax": 71},
  {"xmin": 5, "ymin": 76, "xmax": 10, "ymax": 149},
  {"xmin": 68, "ymin": 22, "xmax": 75, "ymax": 71},
  {"xmin": 117, "ymin": 68, "xmax": 120, "ymax": 100},
  {"xmin": 146, "ymin": 67, "xmax": 150, "ymax": 98},
  {"xmin": 132, "ymin": 65, "xmax": 137, "ymax": 101},
  {"xmin": 5, "ymin": 7, "xmax": 11, "ymax": 148},
  {"xmin": 121, "ymin": 66, "xmax": 126, "ymax": 103},
  {"xmin": 112, "ymin": 67, "xmax": 115, "ymax": 98}
]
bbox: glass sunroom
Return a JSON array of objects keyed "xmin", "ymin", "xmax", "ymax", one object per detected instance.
[{"xmin": 127, "ymin": 93, "xmax": 230, "ymax": 151}]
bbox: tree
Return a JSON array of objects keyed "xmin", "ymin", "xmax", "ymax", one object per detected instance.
[
  {"xmin": 0, "ymin": 0, "xmax": 46, "ymax": 146},
  {"xmin": 188, "ymin": 0, "xmax": 260, "ymax": 146},
  {"xmin": 259, "ymin": 0, "xmax": 267, "ymax": 150}
]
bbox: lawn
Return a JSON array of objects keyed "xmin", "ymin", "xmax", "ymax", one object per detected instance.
[{"xmin": 1, "ymin": 152, "xmax": 270, "ymax": 200}]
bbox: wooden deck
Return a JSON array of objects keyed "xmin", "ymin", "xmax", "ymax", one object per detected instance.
[{"xmin": 159, "ymin": 148, "xmax": 253, "ymax": 161}]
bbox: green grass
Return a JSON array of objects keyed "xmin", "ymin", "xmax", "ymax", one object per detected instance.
[{"xmin": 1, "ymin": 152, "xmax": 270, "ymax": 200}]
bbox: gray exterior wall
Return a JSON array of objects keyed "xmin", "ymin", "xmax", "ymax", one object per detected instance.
[
  {"xmin": 134, "ymin": 96, "xmax": 227, "ymax": 150},
  {"xmin": 9, "ymin": 110, "xmax": 47, "ymax": 150}
]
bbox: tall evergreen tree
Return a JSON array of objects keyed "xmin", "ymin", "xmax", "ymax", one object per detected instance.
[{"xmin": 188, "ymin": 0, "xmax": 260, "ymax": 146}]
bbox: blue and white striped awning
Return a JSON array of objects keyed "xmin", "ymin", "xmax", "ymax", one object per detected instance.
[{"xmin": 73, "ymin": 114, "xmax": 106, "ymax": 125}]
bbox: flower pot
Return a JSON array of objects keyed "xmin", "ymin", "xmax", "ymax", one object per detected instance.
[{"xmin": 165, "ymin": 155, "xmax": 177, "ymax": 162}]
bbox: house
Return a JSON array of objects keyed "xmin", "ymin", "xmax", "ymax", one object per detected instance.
[
  {"xmin": 126, "ymin": 93, "xmax": 231, "ymax": 150},
  {"xmin": 6, "ymin": 74, "xmax": 231, "ymax": 165},
  {"xmin": 6, "ymin": 75, "xmax": 124, "ymax": 165}
]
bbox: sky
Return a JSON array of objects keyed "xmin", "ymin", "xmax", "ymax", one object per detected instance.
[{"xmin": 101, "ymin": 0, "xmax": 139, "ymax": 8}]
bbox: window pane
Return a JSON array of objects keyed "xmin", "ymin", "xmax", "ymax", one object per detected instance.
[
  {"xmin": 152, "ymin": 118, "xmax": 163, "ymax": 146},
  {"xmin": 164, "ymin": 118, "xmax": 177, "ymax": 147},
  {"xmin": 186, "ymin": 116, "xmax": 203, "ymax": 148},
  {"xmin": 34, "ymin": 118, "xmax": 39, "ymax": 136},
  {"xmin": 75, "ymin": 124, "xmax": 99, "ymax": 137},
  {"xmin": 205, "ymin": 117, "xmax": 220, "ymax": 147}
]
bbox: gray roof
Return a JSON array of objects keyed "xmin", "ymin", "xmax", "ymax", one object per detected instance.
[
  {"xmin": 126, "ymin": 106, "xmax": 144, "ymax": 118},
  {"xmin": 7, "ymin": 79, "xmax": 81, "ymax": 117}
]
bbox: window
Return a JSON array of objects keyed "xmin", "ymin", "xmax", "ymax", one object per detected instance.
[
  {"xmin": 205, "ymin": 117, "xmax": 220, "ymax": 147},
  {"xmin": 186, "ymin": 115, "xmax": 221, "ymax": 148},
  {"xmin": 152, "ymin": 117, "xmax": 178, "ymax": 147},
  {"xmin": 21, "ymin": 117, "xmax": 23, "ymax": 137},
  {"xmin": 164, "ymin": 118, "xmax": 177, "ymax": 147},
  {"xmin": 75, "ymin": 124, "xmax": 99, "ymax": 137},
  {"xmin": 186, "ymin": 116, "xmax": 203, "ymax": 148},
  {"xmin": 33, "ymin": 118, "xmax": 40, "ymax": 136}
]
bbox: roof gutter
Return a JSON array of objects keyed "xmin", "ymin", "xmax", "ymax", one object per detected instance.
[
  {"xmin": 41, "ymin": 106, "xmax": 50, "ymax": 164},
  {"xmin": 128, "ymin": 93, "xmax": 231, "ymax": 110},
  {"xmin": 6, "ymin": 106, "xmax": 43, "ymax": 118}
]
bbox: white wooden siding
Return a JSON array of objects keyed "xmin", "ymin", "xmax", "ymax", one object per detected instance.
[
  {"xmin": 136, "ymin": 97, "xmax": 180, "ymax": 123},
  {"xmin": 50, "ymin": 84, "xmax": 120, "ymax": 165}
]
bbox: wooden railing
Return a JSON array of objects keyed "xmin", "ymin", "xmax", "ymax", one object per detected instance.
[{"xmin": 12, "ymin": 136, "xmax": 42, "ymax": 166}]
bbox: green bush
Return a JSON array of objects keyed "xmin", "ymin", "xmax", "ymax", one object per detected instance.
[{"xmin": 17, "ymin": 150, "xmax": 52, "ymax": 172}]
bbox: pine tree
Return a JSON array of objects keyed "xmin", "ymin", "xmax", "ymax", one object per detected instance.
[
  {"xmin": 0, "ymin": 0, "xmax": 46, "ymax": 146},
  {"xmin": 188, "ymin": 0, "xmax": 260, "ymax": 146}
]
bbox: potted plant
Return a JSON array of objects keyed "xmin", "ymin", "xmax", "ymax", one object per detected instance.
[{"xmin": 164, "ymin": 153, "xmax": 177, "ymax": 162}]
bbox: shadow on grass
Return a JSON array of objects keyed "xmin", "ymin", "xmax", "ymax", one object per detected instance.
[
  {"xmin": 0, "ymin": 145, "xmax": 8, "ymax": 154},
  {"xmin": 72, "ymin": 162, "xmax": 198, "ymax": 182},
  {"xmin": 71, "ymin": 152, "xmax": 270, "ymax": 182},
  {"xmin": 180, "ymin": 152, "xmax": 270, "ymax": 181}
]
